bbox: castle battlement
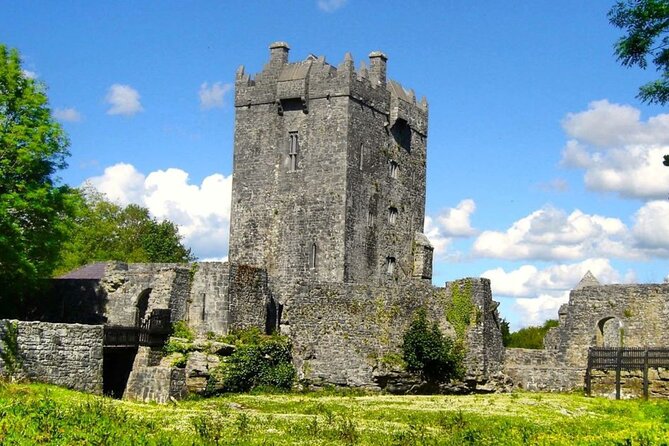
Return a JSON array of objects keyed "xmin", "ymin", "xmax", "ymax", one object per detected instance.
[{"xmin": 235, "ymin": 42, "xmax": 427, "ymax": 136}]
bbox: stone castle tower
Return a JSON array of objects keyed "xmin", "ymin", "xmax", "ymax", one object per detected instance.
[{"xmin": 229, "ymin": 42, "xmax": 433, "ymax": 301}]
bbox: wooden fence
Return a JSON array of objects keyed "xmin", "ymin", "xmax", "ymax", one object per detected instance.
[{"xmin": 585, "ymin": 347, "xmax": 669, "ymax": 399}]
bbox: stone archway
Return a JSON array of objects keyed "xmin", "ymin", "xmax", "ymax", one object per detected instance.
[
  {"xmin": 103, "ymin": 288, "xmax": 152, "ymax": 398},
  {"xmin": 596, "ymin": 316, "xmax": 623, "ymax": 347},
  {"xmin": 135, "ymin": 288, "xmax": 152, "ymax": 326}
]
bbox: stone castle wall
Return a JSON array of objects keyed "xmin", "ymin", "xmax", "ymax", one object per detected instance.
[
  {"xmin": 0, "ymin": 320, "xmax": 103, "ymax": 394},
  {"xmin": 283, "ymin": 277, "xmax": 503, "ymax": 389}
]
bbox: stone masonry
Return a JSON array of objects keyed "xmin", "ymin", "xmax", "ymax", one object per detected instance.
[
  {"xmin": 503, "ymin": 272, "xmax": 669, "ymax": 395},
  {"xmin": 0, "ymin": 320, "xmax": 103, "ymax": 394}
]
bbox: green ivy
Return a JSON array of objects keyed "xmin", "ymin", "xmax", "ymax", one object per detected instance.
[
  {"xmin": 0, "ymin": 321, "xmax": 21, "ymax": 379},
  {"xmin": 446, "ymin": 279, "xmax": 476, "ymax": 341}
]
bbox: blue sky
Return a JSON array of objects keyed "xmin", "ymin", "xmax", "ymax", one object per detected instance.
[{"xmin": 3, "ymin": 1, "xmax": 668, "ymax": 329}]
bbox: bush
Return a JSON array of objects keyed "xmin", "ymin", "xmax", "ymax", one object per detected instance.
[
  {"xmin": 402, "ymin": 308, "xmax": 463, "ymax": 383},
  {"xmin": 171, "ymin": 320, "xmax": 195, "ymax": 341},
  {"xmin": 211, "ymin": 331, "xmax": 295, "ymax": 393}
]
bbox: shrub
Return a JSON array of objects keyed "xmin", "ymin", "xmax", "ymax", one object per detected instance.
[
  {"xmin": 211, "ymin": 332, "xmax": 295, "ymax": 393},
  {"xmin": 171, "ymin": 320, "xmax": 195, "ymax": 341},
  {"xmin": 402, "ymin": 308, "xmax": 463, "ymax": 383}
]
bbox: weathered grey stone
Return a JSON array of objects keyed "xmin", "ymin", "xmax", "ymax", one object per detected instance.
[{"xmin": 0, "ymin": 320, "xmax": 103, "ymax": 394}]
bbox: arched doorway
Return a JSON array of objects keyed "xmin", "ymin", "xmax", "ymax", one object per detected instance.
[{"xmin": 596, "ymin": 317, "xmax": 623, "ymax": 347}]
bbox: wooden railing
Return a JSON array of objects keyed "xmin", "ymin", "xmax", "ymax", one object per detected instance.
[
  {"xmin": 103, "ymin": 309, "xmax": 172, "ymax": 348},
  {"xmin": 585, "ymin": 347, "xmax": 669, "ymax": 399}
]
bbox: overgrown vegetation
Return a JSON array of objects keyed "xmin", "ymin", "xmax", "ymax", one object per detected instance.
[
  {"xmin": 402, "ymin": 308, "xmax": 464, "ymax": 383},
  {"xmin": 446, "ymin": 279, "xmax": 477, "ymax": 341},
  {"xmin": 0, "ymin": 321, "xmax": 21, "ymax": 379},
  {"xmin": 207, "ymin": 328, "xmax": 295, "ymax": 394},
  {"xmin": 2, "ymin": 382, "xmax": 669, "ymax": 445},
  {"xmin": 502, "ymin": 319, "xmax": 559, "ymax": 349}
]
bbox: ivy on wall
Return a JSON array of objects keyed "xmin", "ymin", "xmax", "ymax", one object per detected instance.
[
  {"xmin": 0, "ymin": 321, "xmax": 21, "ymax": 380},
  {"xmin": 446, "ymin": 279, "xmax": 477, "ymax": 342}
]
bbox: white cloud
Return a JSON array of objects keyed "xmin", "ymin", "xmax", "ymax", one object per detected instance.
[
  {"xmin": 472, "ymin": 206, "xmax": 636, "ymax": 261},
  {"xmin": 482, "ymin": 259, "xmax": 635, "ymax": 327},
  {"xmin": 481, "ymin": 258, "xmax": 627, "ymax": 298},
  {"xmin": 54, "ymin": 107, "xmax": 82, "ymax": 122},
  {"xmin": 199, "ymin": 82, "xmax": 232, "ymax": 110},
  {"xmin": 632, "ymin": 200, "xmax": 669, "ymax": 256},
  {"xmin": 513, "ymin": 294, "xmax": 570, "ymax": 328},
  {"xmin": 317, "ymin": 0, "xmax": 347, "ymax": 12},
  {"xmin": 560, "ymin": 100, "xmax": 669, "ymax": 199},
  {"xmin": 86, "ymin": 163, "xmax": 232, "ymax": 259},
  {"xmin": 424, "ymin": 199, "xmax": 477, "ymax": 257},
  {"xmin": 105, "ymin": 84, "xmax": 143, "ymax": 116}
]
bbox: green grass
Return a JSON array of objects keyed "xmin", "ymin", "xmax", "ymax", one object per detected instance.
[{"xmin": 1, "ymin": 382, "xmax": 668, "ymax": 445}]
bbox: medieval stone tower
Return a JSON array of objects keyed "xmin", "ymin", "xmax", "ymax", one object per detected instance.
[{"xmin": 229, "ymin": 42, "xmax": 432, "ymax": 302}]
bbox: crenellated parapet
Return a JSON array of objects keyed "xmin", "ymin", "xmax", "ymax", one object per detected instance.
[{"xmin": 234, "ymin": 42, "xmax": 427, "ymax": 135}]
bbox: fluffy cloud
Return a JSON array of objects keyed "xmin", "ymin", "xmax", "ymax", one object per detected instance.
[
  {"xmin": 317, "ymin": 0, "xmax": 347, "ymax": 12},
  {"xmin": 87, "ymin": 163, "xmax": 232, "ymax": 259},
  {"xmin": 54, "ymin": 107, "xmax": 82, "ymax": 122},
  {"xmin": 481, "ymin": 258, "xmax": 627, "ymax": 298},
  {"xmin": 472, "ymin": 206, "xmax": 634, "ymax": 261},
  {"xmin": 560, "ymin": 100, "xmax": 669, "ymax": 199},
  {"xmin": 424, "ymin": 199, "xmax": 477, "ymax": 257},
  {"xmin": 105, "ymin": 84, "xmax": 143, "ymax": 116},
  {"xmin": 199, "ymin": 82, "xmax": 232, "ymax": 110},
  {"xmin": 632, "ymin": 200, "xmax": 669, "ymax": 256},
  {"xmin": 482, "ymin": 259, "xmax": 635, "ymax": 327}
]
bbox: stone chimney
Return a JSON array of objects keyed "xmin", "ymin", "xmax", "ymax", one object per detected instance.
[
  {"xmin": 368, "ymin": 51, "xmax": 387, "ymax": 88},
  {"xmin": 269, "ymin": 41, "xmax": 290, "ymax": 65}
]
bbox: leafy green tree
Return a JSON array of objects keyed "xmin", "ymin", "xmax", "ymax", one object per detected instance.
[
  {"xmin": 402, "ymin": 308, "xmax": 464, "ymax": 383},
  {"xmin": 55, "ymin": 187, "xmax": 195, "ymax": 274},
  {"xmin": 0, "ymin": 45, "xmax": 74, "ymax": 310},
  {"xmin": 609, "ymin": 0, "xmax": 669, "ymax": 105},
  {"xmin": 503, "ymin": 319, "xmax": 559, "ymax": 349}
]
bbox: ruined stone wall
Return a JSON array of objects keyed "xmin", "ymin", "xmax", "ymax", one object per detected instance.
[
  {"xmin": 0, "ymin": 320, "xmax": 103, "ymax": 394},
  {"xmin": 227, "ymin": 264, "xmax": 273, "ymax": 333},
  {"xmin": 281, "ymin": 277, "xmax": 503, "ymax": 389},
  {"xmin": 187, "ymin": 262, "xmax": 230, "ymax": 336},
  {"xmin": 545, "ymin": 283, "xmax": 669, "ymax": 368},
  {"xmin": 103, "ymin": 262, "xmax": 192, "ymax": 327},
  {"xmin": 503, "ymin": 348, "xmax": 584, "ymax": 392},
  {"xmin": 589, "ymin": 368, "xmax": 669, "ymax": 399}
]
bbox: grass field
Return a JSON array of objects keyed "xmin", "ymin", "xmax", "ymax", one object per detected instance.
[{"xmin": 0, "ymin": 382, "xmax": 668, "ymax": 445}]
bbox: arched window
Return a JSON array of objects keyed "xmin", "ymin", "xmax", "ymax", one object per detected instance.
[
  {"xmin": 386, "ymin": 257, "xmax": 396, "ymax": 275},
  {"xmin": 389, "ymin": 161, "xmax": 399, "ymax": 179},
  {"xmin": 388, "ymin": 207, "xmax": 398, "ymax": 225}
]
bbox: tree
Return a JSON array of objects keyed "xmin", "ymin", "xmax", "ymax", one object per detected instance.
[
  {"xmin": 0, "ymin": 45, "xmax": 74, "ymax": 309},
  {"xmin": 503, "ymin": 319, "xmax": 559, "ymax": 349},
  {"xmin": 402, "ymin": 308, "xmax": 464, "ymax": 383},
  {"xmin": 54, "ymin": 187, "xmax": 195, "ymax": 274},
  {"xmin": 609, "ymin": 0, "xmax": 669, "ymax": 105}
]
